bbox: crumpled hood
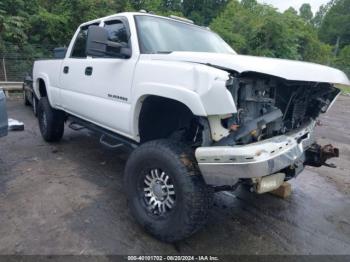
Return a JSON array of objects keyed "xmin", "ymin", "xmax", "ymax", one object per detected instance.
[{"xmin": 148, "ymin": 52, "xmax": 350, "ymax": 86}]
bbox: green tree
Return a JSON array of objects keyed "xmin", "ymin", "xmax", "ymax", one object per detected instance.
[
  {"xmin": 299, "ymin": 3, "xmax": 313, "ymax": 22},
  {"xmin": 284, "ymin": 7, "xmax": 298, "ymax": 16},
  {"xmin": 241, "ymin": 0, "xmax": 257, "ymax": 10},
  {"xmin": 334, "ymin": 45, "xmax": 350, "ymax": 76},
  {"xmin": 162, "ymin": 0, "xmax": 182, "ymax": 12},
  {"xmin": 248, "ymin": 9, "xmax": 300, "ymax": 59},
  {"xmin": 0, "ymin": 0, "xmax": 39, "ymax": 46},
  {"xmin": 183, "ymin": 0, "xmax": 228, "ymax": 25},
  {"xmin": 312, "ymin": 1, "xmax": 334, "ymax": 28},
  {"xmin": 210, "ymin": 0, "xmax": 252, "ymax": 53},
  {"xmin": 319, "ymin": 0, "xmax": 350, "ymax": 48},
  {"xmin": 210, "ymin": 0, "xmax": 330, "ymax": 63}
]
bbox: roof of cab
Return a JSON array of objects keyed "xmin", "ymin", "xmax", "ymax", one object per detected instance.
[{"xmin": 79, "ymin": 12, "xmax": 199, "ymax": 28}]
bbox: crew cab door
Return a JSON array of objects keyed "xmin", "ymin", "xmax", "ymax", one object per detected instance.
[{"xmin": 60, "ymin": 18, "xmax": 137, "ymax": 137}]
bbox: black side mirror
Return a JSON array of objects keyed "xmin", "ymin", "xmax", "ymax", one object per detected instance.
[
  {"xmin": 86, "ymin": 26, "xmax": 108, "ymax": 57},
  {"xmin": 53, "ymin": 47, "xmax": 67, "ymax": 59},
  {"xmin": 86, "ymin": 26, "xmax": 131, "ymax": 58}
]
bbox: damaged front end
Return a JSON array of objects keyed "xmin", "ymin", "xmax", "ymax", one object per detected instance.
[
  {"xmin": 195, "ymin": 73, "xmax": 340, "ymax": 192},
  {"xmin": 220, "ymin": 73, "xmax": 340, "ymax": 146}
]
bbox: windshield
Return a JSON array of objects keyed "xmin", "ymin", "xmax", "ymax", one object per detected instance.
[{"xmin": 135, "ymin": 15, "xmax": 235, "ymax": 54}]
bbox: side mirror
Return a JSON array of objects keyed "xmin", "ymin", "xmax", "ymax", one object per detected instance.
[
  {"xmin": 86, "ymin": 26, "xmax": 131, "ymax": 58},
  {"xmin": 53, "ymin": 47, "xmax": 67, "ymax": 59}
]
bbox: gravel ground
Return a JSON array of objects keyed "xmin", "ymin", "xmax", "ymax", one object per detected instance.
[{"xmin": 0, "ymin": 96, "xmax": 349, "ymax": 255}]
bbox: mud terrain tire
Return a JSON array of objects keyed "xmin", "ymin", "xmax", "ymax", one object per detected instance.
[
  {"xmin": 38, "ymin": 97, "xmax": 65, "ymax": 142},
  {"xmin": 124, "ymin": 139, "xmax": 212, "ymax": 243}
]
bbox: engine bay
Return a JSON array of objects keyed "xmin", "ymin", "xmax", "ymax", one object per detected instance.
[{"xmin": 219, "ymin": 74, "xmax": 340, "ymax": 146}]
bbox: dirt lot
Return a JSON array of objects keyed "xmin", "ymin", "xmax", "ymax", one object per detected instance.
[{"xmin": 0, "ymin": 96, "xmax": 350, "ymax": 255}]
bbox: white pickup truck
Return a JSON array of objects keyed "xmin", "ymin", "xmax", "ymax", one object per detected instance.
[{"xmin": 33, "ymin": 12, "xmax": 350, "ymax": 242}]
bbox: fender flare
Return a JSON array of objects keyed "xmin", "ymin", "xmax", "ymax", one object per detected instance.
[
  {"xmin": 33, "ymin": 73, "xmax": 52, "ymax": 102},
  {"xmin": 130, "ymin": 83, "xmax": 208, "ymax": 140}
]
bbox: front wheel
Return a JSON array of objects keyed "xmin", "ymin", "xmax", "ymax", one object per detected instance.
[
  {"xmin": 124, "ymin": 139, "xmax": 213, "ymax": 243},
  {"xmin": 38, "ymin": 97, "xmax": 65, "ymax": 142}
]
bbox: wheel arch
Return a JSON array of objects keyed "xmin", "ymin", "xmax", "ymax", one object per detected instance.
[
  {"xmin": 33, "ymin": 74, "xmax": 50, "ymax": 100},
  {"xmin": 132, "ymin": 93, "xmax": 206, "ymax": 144},
  {"xmin": 33, "ymin": 73, "xmax": 53, "ymax": 105},
  {"xmin": 131, "ymin": 84, "xmax": 208, "ymax": 142}
]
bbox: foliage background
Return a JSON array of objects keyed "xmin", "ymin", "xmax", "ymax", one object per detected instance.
[{"xmin": 0, "ymin": 0, "xmax": 349, "ymax": 80}]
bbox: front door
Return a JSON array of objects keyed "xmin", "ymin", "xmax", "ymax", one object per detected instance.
[{"xmin": 60, "ymin": 19, "xmax": 137, "ymax": 137}]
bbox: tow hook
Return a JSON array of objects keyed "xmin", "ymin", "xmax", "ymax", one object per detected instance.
[{"xmin": 305, "ymin": 144, "xmax": 339, "ymax": 168}]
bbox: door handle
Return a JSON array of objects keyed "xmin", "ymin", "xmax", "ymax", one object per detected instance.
[
  {"xmin": 63, "ymin": 66, "xmax": 69, "ymax": 74},
  {"xmin": 85, "ymin": 67, "xmax": 93, "ymax": 76}
]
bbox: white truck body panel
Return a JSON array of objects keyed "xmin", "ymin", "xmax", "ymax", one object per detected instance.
[
  {"xmin": 59, "ymin": 57, "xmax": 138, "ymax": 136},
  {"xmin": 132, "ymin": 57, "xmax": 236, "ymax": 114},
  {"xmin": 33, "ymin": 59, "xmax": 64, "ymax": 107}
]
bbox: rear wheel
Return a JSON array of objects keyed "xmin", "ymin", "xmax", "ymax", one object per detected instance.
[
  {"xmin": 124, "ymin": 139, "xmax": 212, "ymax": 243},
  {"xmin": 32, "ymin": 95, "xmax": 38, "ymax": 116},
  {"xmin": 38, "ymin": 97, "xmax": 65, "ymax": 142},
  {"xmin": 23, "ymin": 90, "xmax": 30, "ymax": 106}
]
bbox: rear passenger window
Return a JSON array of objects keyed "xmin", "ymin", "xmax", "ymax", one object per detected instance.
[
  {"xmin": 104, "ymin": 20, "xmax": 129, "ymax": 47},
  {"xmin": 71, "ymin": 23, "xmax": 100, "ymax": 58}
]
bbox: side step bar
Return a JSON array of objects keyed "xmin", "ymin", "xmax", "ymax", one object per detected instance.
[
  {"xmin": 99, "ymin": 134, "xmax": 123, "ymax": 149},
  {"xmin": 68, "ymin": 116, "xmax": 139, "ymax": 150},
  {"xmin": 68, "ymin": 122, "xmax": 85, "ymax": 131}
]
